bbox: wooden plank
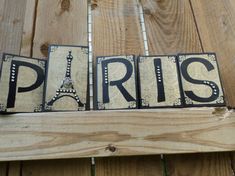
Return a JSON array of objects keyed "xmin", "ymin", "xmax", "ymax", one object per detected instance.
[
  {"xmin": 96, "ymin": 156, "xmax": 163, "ymax": 176},
  {"xmin": 20, "ymin": 0, "xmax": 91, "ymax": 175},
  {"xmin": 0, "ymin": 162, "xmax": 7, "ymax": 176},
  {"xmin": 96, "ymin": 55, "xmax": 137, "ymax": 110},
  {"xmin": 190, "ymin": 0, "xmax": 235, "ymax": 108},
  {"xmin": 138, "ymin": 55, "xmax": 182, "ymax": 108},
  {"xmin": 44, "ymin": 45, "xmax": 88, "ymax": 111},
  {"xmin": 8, "ymin": 162, "xmax": 20, "ymax": 176},
  {"xmin": 92, "ymin": 0, "xmax": 144, "ymax": 57},
  {"xmin": 141, "ymin": 0, "xmax": 233, "ymax": 175},
  {"xmin": 32, "ymin": 0, "xmax": 88, "ymax": 58},
  {"xmin": 22, "ymin": 159, "xmax": 91, "ymax": 176},
  {"xmin": 0, "ymin": 0, "xmax": 28, "ymax": 174},
  {"xmin": 166, "ymin": 153, "xmax": 234, "ymax": 176},
  {"xmin": 92, "ymin": 0, "xmax": 161, "ymax": 175},
  {"xmin": 0, "ymin": 0, "xmax": 27, "ymax": 55},
  {"xmin": 141, "ymin": 0, "xmax": 202, "ymax": 54},
  {"xmin": 20, "ymin": 0, "xmax": 37, "ymax": 57},
  {"xmin": 0, "ymin": 108, "xmax": 234, "ymax": 161}
]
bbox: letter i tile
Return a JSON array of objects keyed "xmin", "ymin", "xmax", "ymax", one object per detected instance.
[
  {"xmin": 138, "ymin": 55, "xmax": 182, "ymax": 108},
  {"xmin": 178, "ymin": 53, "xmax": 225, "ymax": 107}
]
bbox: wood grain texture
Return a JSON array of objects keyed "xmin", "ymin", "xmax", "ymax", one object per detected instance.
[
  {"xmin": 190, "ymin": 0, "xmax": 235, "ymax": 108},
  {"xmin": 0, "ymin": 0, "xmax": 27, "ymax": 55},
  {"xmin": 20, "ymin": 0, "xmax": 37, "ymax": 57},
  {"xmin": 92, "ymin": 0, "xmax": 160, "ymax": 175},
  {"xmin": 8, "ymin": 162, "xmax": 20, "ymax": 176},
  {"xmin": 166, "ymin": 153, "xmax": 234, "ymax": 176},
  {"xmin": 141, "ymin": 0, "xmax": 202, "ymax": 54},
  {"xmin": 19, "ymin": 0, "xmax": 91, "ymax": 175},
  {"xmin": 22, "ymin": 159, "xmax": 91, "ymax": 176},
  {"xmin": 32, "ymin": 0, "xmax": 88, "ymax": 58},
  {"xmin": 0, "ymin": 108, "xmax": 234, "ymax": 161},
  {"xmin": 141, "ymin": 0, "xmax": 233, "ymax": 175},
  {"xmin": 96, "ymin": 156, "xmax": 163, "ymax": 176},
  {"xmin": 0, "ymin": 162, "xmax": 7, "ymax": 176},
  {"xmin": 92, "ymin": 0, "xmax": 144, "ymax": 57}
]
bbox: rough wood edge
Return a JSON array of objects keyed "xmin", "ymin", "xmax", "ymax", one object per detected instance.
[{"xmin": 0, "ymin": 107, "xmax": 234, "ymax": 161}]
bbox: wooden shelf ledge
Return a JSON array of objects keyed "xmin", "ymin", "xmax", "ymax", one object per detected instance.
[{"xmin": 0, "ymin": 107, "xmax": 235, "ymax": 161}]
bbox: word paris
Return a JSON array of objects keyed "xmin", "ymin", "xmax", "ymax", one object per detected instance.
[{"xmin": 0, "ymin": 45, "xmax": 225, "ymax": 113}]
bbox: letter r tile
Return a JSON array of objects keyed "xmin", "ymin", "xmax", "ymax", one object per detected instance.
[
  {"xmin": 178, "ymin": 53, "xmax": 225, "ymax": 107},
  {"xmin": 96, "ymin": 55, "xmax": 137, "ymax": 110},
  {"xmin": 0, "ymin": 54, "xmax": 46, "ymax": 113}
]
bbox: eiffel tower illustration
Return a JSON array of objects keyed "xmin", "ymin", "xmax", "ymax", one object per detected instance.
[{"xmin": 46, "ymin": 51, "xmax": 84, "ymax": 110}]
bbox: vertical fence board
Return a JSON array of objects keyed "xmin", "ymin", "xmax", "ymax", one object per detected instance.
[
  {"xmin": 190, "ymin": 0, "xmax": 235, "ymax": 174},
  {"xmin": 141, "ymin": 0, "xmax": 233, "ymax": 175},
  {"xmin": 0, "ymin": 0, "xmax": 28, "ymax": 175},
  {"xmin": 141, "ymin": 0, "xmax": 202, "ymax": 54},
  {"xmin": 166, "ymin": 153, "xmax": 234, "ymax": 176},
  {"xmin": 0, "ymin": 162, "xmax": 7, "ymax": 176},
  {"xmin": 32, "ymin": 0, "xmax": 88, "ymax": 58},
  {"xmin": 22, "ymin": 159, "xmax": 91, "ymax": 176},
  {"xmin": 20, "ymin": 1, "xmax": 91, "ymax": 176},
  {"xmin": 190, "ymin": 0, "xmax": 235, "ymax": 108},
  {"xmin": 8, "ymin": 162, "xmax": 21, "ymax": 176},
  {"xmin": 92, "ymin": 0, "xmax": 162, "ymax": 175},
  {"xmin": 96, "ymin": 156, "xmax": 163, "ymax": 176}
]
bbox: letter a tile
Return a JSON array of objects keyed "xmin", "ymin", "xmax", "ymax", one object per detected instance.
[
  {"xmin": 44, "ymin": 45, "xmax": 89, "ymax": 111},
  {"xmin": 178, "ymin": 53, "xmax": 225, "ymax": 107},
  {"xmin": 0, "ymin": 54, "xmax": 46, "ymax": 113},
  {"xmin": 138, "ymin": 55, "xmax": 182, "ymax": 108},
  {"xmin": 96, "ymin": 55, "xmax": 137, "ymax": 110}
]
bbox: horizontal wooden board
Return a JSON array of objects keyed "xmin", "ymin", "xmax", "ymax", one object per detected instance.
[{"xmin": 0, "ymin": 107, "xmax": 234, "ymax": 161}]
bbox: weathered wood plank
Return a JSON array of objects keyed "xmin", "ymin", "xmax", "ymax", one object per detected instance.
[
  {"xmin": 141, "ymin": 0, "xmax": 202, "ymax": 54},
  {"xmin": 0, "ymin": 108, "xmax": 234, "ymax": 161},
  {"xmin": 8, "ymin": 162, "xmax": 20, "ymax": 176},
  {"xmin": 92, "ymin": 0, "xmax": 161, "ymax": 175},
  {"xmin": 166, "ymin": 153, "xmax": 234, "ymax": 176},
  {"xmin": 22, "ymin": 159, "xmax": 91, "ymax": 176},
  {"xmin": 191, "ymin": 0, "xmax": 235, "ymax": 108},
  {"xmin": 32, "ymin": 0, "xmax": 88, "ymax": 58},
  {"xmin": 92, "ymin": 0, "xmax": 144, "ymax": 57},
  {"xmin": 141, "ymin": 0, "xmax": 233, "ymax": 175},
  {"xmin": 19, "ymin": 0, "xmax": 91, "ymax": 175},
  {"xmin": 0, "ymin": 0, "xmax": 28, "ymax": 174},
  {"xmin": 96, "ymin": 156, "xmax": 163, "ymax": 176}
]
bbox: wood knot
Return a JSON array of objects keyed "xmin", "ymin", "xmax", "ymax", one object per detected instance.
[
  {"xmin": 40, "ymin": 43, "xmax": 49, "ymax": 57},
  {"xmin": 61, "ymin": 0, "xmax": 70, "ymax": 12},
  {"xmin": 105, "ymin": 144, "xmax": 117, "ymax": 153},
  {"xmin": 143, "ymin": 8, "xmax": 151, "ymax": 15},
  {"xmin": 212, "ymin": 107, "xmax": 227, "ymax": 116},
  {"xmin": 91, "ymin": 0, "xmax": 98, "ymax": 10}
]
